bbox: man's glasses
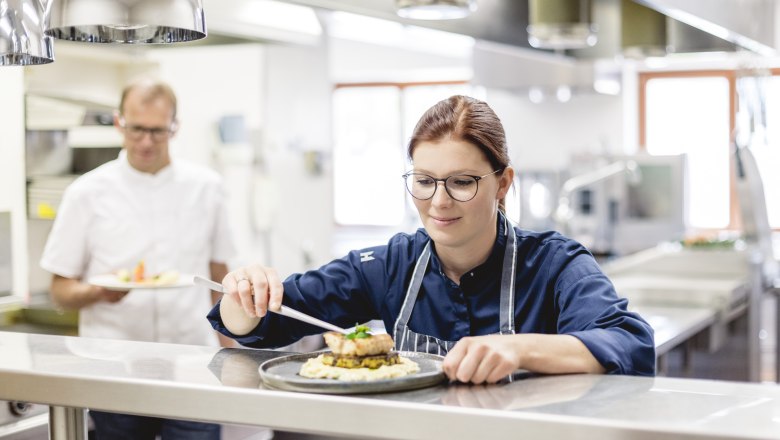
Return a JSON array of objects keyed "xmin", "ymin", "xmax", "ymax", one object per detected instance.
[
  {"xmin": 118, "ymin": 117, "xmax": 176, "ymax": 142},
  {"xmin": 402, "ymin": 168, "xmax": 504, "ymax": 202}
]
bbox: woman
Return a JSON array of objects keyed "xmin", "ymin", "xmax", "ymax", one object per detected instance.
[{"xmin": 208, "ymin": 95, "xmax": 655, "ymax": 383}]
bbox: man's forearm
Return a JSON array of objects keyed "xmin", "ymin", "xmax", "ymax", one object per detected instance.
[{"xmin": 50, "ymin": 275, "xmax": 100, "ymax": 310}]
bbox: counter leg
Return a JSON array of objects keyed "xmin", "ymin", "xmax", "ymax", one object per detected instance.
[
  {"xmin": 656, "ymin": 353, "xmax": 667, "ymax": 376},
  {"xmin": 49, "ymin": 406, "xmax": 87, "ymax": 440},
  {"xmin": 682, "ymin": 342, "xmax": 693, "ymax": 377},
  {"xmin": 748, "ymin": 253, "xmax": 763, "ymax": 382},
  {"xmin": 776, "ymin": 287, "xmax": 780, "ymax": 383}
]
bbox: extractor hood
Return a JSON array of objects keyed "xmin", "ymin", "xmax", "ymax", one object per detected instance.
[
  {"xmin": 275, "ymin": 0, "xmax": 770, "ymax": 94},
  {"xmin": 282, "ymin": 0, "xmax": 772, "ymax": 57}
]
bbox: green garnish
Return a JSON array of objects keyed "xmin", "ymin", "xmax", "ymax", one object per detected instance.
[{"xmin": 345, "ymin": 324, "xmax": 372, "ymax": 340}]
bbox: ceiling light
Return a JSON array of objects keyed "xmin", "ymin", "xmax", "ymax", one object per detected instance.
[
  {"xmin": 528, "ymin": 87, "xmax": 544, "ymax": 104},
  {"xmin": 556, "ymin": 85, "xmax": 572, "ymax": 102},
  {"xmin": 45, "ymin": 0, "xmax": 207, "ymax": 44},
  {"xmin": 527, "ymin": 0, "xmax": 597, "ymax": 50},
  {"xmin": 396, "ymin": 0, "xmax": 476, "ymax": 20},
  {"xmin": 0, "ymin": 0, "xmax": 54, "ymax": 65}
]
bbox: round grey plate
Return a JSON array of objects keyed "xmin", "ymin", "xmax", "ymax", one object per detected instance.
[{"xmin": 259, "ymin": 351, "xmax": 446, "ymax": 394}]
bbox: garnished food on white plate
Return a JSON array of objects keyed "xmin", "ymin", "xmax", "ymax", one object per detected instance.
[
  {"xmin": 299, "ymin": 325, "xmax": 420, "ymax": 381},
  {"xmin": 115, "ymin": 260, "xmax": 180, "ymax": 286}
]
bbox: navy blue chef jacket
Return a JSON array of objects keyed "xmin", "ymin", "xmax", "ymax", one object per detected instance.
[{"xmin": 208, "ymin": 213, "xmax": 656, "ymax": 375}]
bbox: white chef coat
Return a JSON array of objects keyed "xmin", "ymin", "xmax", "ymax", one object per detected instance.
[{"xmin": 41, "ymin": 151, "xmax": 236, "ymax": 346}]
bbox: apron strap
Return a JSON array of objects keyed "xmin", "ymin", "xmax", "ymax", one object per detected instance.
[
  {"xmin": 499, "ymin": 214, "xmax": 517, "ymax": 334},
  {"xmin": 393, "ymin": 241, "xmax": 431, "ymax": 348}
]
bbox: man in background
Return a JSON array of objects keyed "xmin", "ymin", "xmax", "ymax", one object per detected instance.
[{"xmin": 41, "ymin": 78, "xmax": 235, "ymax": 439}]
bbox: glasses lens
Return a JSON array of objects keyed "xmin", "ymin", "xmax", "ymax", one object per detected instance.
[
  {"xmin": 405, "ymin": 174, "xmax": 436, "ymax": 200},
  {"xmin": 445, "ymin": 175, "xmax": 478, "ymax": 201},
  {"xmin": 124, "ymin": 125, "xmax": 170, "ymax": 141}
]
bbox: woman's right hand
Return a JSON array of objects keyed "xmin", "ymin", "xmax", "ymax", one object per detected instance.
[{"xmin": 222, "ymin": 264, "xmax": 284, "ymax": 318}]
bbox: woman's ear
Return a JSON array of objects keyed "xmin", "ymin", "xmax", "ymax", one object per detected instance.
[{"xmin": 496, "ymin": 166, "xmax": 515, "ymax": 199}]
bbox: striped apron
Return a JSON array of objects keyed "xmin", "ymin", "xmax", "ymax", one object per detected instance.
[{"xmin": 393, "ymin": 215, "xmax": 518, "ymax": 355}]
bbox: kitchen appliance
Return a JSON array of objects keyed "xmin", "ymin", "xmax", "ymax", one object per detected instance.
[
  {"xmin": 516, "ymin": 170, "xmax": 563, "ymax": 233},
  {"xmin": 558, "ymin": 153, "xmax": 686, "ymax": 256}
]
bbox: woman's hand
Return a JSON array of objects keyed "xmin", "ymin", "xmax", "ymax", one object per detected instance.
[
  {"xmin": 442, "ymin": 335, "xmax": 523, "ymax": 384},
  {"xmin": 222, "ymin": 265, "xmax": 284, "ymax": 318},
  {"xmin": 443, "ymin": 334, "xmax": 605, "ymax": 383}
]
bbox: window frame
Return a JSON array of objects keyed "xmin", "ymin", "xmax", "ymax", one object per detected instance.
[{"xmin": 638, "ymin": 69, "xmax": 740, "ymax": 231}]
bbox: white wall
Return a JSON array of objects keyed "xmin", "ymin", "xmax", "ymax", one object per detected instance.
[
  {"xmin": 24, "ymin": 43, "xmax": 145, "ymax": 106},
  {"xmin": 486, "ymin": 89, "xmax": 625, "ymax": 171},
  {"xmin": 262, "ymin": 41, "xmax": 335, "ymax": 275},
  {"xmin": 329, "ymin": 38, "xmax": 472, "ymax": 83},
  {"xmin": 0, "ymin": 68, "xmax": 28, "ymax": 299}
]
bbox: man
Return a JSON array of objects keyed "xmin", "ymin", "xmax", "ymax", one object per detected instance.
[{"xmin": 41, "ymin": 79, "xmax": 234, "ymax": 439}]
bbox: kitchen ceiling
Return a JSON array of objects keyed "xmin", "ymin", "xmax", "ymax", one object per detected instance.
[
  {"xmin": 200, "ymin": 0, "xmax": 776, "ymax": 92},
  {"xmin": 279, "ymin": 0, "xmax": 776, "ymax": 57}
]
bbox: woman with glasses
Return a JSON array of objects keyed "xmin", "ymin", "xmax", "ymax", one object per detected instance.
[{"xmin": 209, "ymin": 95, "xmax": 655, "ymax": 382}]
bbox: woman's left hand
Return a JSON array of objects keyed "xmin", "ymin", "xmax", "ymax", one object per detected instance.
[{"xmin": 442, "ymin": 335, "xmax": 523, "ymax": 384}]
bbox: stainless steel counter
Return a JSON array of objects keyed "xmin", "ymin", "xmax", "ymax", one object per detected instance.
[
  {"xmin": 1, "ymin": 332, "xmax": 779, "ymax": 439},
  {"xmin": 635, "ymin": 305, "xmax": 717, "ymax": 356}
]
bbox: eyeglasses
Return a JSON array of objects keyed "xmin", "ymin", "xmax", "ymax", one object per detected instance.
[
  {"xmin": 402, "ymin": 168, "xmax": 504, "ymax": 202},
  {"xmin": 118, "ymin": 117, "xmax": 176, "ymax": 142}
]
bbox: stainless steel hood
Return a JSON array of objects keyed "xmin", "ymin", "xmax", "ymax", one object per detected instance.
[
  {"xmin": 636, "ymin": 0, "xmax": 777, "ymax": 55},
  {"xmin": 282, "ymin": 0, "xmax": 768, "ymax": 56},
  {"xmin": 272, "ymin": 0, "xmax": 770, "ymax": 93}
]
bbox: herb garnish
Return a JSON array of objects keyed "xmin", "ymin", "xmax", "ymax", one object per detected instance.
[{"xmin": 345, "ymin": 324, "xmax": 372, "ymax": 340}]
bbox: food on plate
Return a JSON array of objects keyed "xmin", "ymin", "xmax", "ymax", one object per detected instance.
[
  {"xmin": 299, "ymin": 325, "xmax": 420, "ymax": 381},
  {"xmin": 322, "ymin": 325, "xmax": 397, "ymax": 365},
  {"xmin": 680, "ymin": 235, "xmax": 736, "ymax": 249},
  {"xmin": 115, "ymin": 260, "xmax": 180, "ymax": 286}
]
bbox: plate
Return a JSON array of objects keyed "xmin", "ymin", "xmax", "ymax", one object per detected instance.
[
  {"xmin": 259, "ymin": 351, "xmax": 446, "ymax": 394},
  {"xmin": 87, "ymin": 273, "xmax": 194, "ymax": 291}
]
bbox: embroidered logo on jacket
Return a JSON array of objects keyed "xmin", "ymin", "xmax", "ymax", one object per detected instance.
[{"xmin": 360, "ymin": 251, "xmax": 375, "ymax": 262}]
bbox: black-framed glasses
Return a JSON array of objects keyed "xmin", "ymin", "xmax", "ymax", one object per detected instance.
[
  {"xmin": 118, "ymin": 117, "xmax": 176, "ymax": 142},
  {"xmin": 402, "ymin": 168, "xmax": 504, "ymax": 202}
]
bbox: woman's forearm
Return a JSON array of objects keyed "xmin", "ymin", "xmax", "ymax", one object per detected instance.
[{"xmin": 516, "ymin": 334, "xmax": 605, "ymax": 374}]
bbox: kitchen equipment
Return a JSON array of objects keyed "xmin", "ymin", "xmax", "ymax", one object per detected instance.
[
  {"xmin": 193, "ymin": 276, "xmax": 349, "ymax": 334},
  {"xmin": 0, "ymin": 0, "xmax": 54, "ymax": 66},
  {"xmin": 45, "ymin": 0, "xmax": 206, "ymax": 44}
]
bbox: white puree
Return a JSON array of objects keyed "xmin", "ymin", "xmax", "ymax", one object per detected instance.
[{"xmin": 299, "ymin": 354, "xmax": 420, "ymax": 381}]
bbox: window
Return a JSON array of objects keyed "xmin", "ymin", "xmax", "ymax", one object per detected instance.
[
  {"xmin": 641, "ymin": 69, "xmax": 780, "ymax": 231},
  {"xmin": 642, "ymin": 73, "xmax": 732, "ymax": 229},
  {"xmin": 758, "ymin": 75, "xmax": 780, "ymax": 227},
  {"xmin": 333, "ymin": 82, "xmax": 477, "ymax": 226},
  {"xmin": 333, "ymin": 86, "xmax": 404, "ymax": 226}
]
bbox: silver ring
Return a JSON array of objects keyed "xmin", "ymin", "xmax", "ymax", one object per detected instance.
[{"xmin": 236, "ymin": 277, "xmax": 249, "ymax": 283}]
